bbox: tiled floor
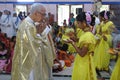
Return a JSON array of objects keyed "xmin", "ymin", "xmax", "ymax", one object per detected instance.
[
  {"xmin": 0, "ymin": 74, "xmax": 11, "ymax": 80},
  {"xmin": 0, "ymin": 61, "xmax": 116, "ymax": 80},
  {"xmin": 0, "ymin": 74, "xmax": 71, "ymax": 80},
  {"xmin": 0, "ymin": 74, "xmax": 110, "ymax": 80}
]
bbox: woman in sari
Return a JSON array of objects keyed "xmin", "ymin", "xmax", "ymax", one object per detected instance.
[
  {"xmin": 94, "ymin": 11, "xmax": 115, "ymax": 74},
  {"xmin": 110, "ymin": 48, "xmax": 120, "ymax": 80},
  {"xmin": 67, "ymin": 12, "xmax": 97, "ymax": 80}
]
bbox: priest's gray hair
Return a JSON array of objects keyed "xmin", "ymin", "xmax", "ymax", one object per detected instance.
[{"xmin": 30, "ymin": 3, "xmax": 45, "ymax": 14}]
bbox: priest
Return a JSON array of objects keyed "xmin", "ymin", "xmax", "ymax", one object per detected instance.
[{"xmin": 11, "ymin": 3, "xmax": 55, "ymax": 80}]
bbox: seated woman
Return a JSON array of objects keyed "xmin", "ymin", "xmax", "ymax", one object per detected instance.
[
  {"xmin": 61, "ymin": 28, "xmax": 76, "ymax": 53},
  {"xmin": 57, "ymin": 44, "xmax": 72, "ymax": 67},
  {"xmin": 94, "ymin": 11, "xmax": 116, "ymax": 73},
  {"xmin": 5, "ymin": 36, "xmax": 16, "ymax": 73},
  {"xmin": 53, "ymin": 59, "xmax": 64, "ymax": 73},
  {"xmin": 0, "ymin": 41, "xmax": 8, "ymax": 72}
]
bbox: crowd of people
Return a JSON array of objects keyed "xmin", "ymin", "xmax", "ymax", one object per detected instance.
[
  {"xmin": 0, "ymin": 3, "xmax": 120, "ymax": 80},
  {"xmin": 51, "ymin": 10, "xmax": 120, "ymax": 80},
  {"xmin": 0, "ymin": 10, "xmax": 28, "ymax": 73}
]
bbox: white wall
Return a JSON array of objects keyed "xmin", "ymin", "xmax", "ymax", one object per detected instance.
[
  {"xmin": 44, "ymin": 4, "xmax": 57, "ymax": 21},
  {"xmin": 84, "ymin": 4, "xmax": 93, "ymax": 12},
  {"xmin": 0, "ymin": 4, "xmax": 13, "ymax": 11},
  {"xmin": 0, "ymin": 0, "xmax": 119, "ymax": 21}
]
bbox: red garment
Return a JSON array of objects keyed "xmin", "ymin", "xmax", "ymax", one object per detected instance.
[
  {"xmin": 64, "ymin": 60, "xmax": 71, "ymax": 67},
  {"xmin": 0, "ymin": 34, "xmax": 10, "ymax": 48},
  {"xmin": 57, "ymin": 50, "xmax": 72, "ymax": 67},
  {"xmin": 117, "ymin": 42, "xmax": 120, "ymax": 48},
  {"xmin": 5, "ymin": 49, "xmax": 14, "ymax": 73},
  {"xmin": 0, "ymin": 59, "xmax": 7, "ymax": 71},
  {"xmin": 49, "ymin": 14, "xmax": 54, "ymax": 25}
]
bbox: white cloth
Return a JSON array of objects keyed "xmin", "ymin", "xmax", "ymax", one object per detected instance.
[
  {"xmin": 29, "ymin": 70, "xmax": 34, "ymax": 80},
  {"xmin": 59, "ymin": 60, "xmax": 65, "ymax": 67},
  {"xmin": 95, "ymin": 17, "xmax": 100, "ymax": 26},
  {"xmin": 41, "ymin": 25, "xmax": 51, "ymax": 36},
  {"xmin": 0, "ymin": 14, "xmax": 8, "ymax": 33},
  {"xmin": 92, "ymin": 17, "xmax": 100, "ymax": 34},
  {"xmin": 0, "ymin": 14, "xmax": 14, "ymax": 37},
  {"xmin": 113, "ymin": 34, "xmax": 120, "ymax": 48},
  {"xmin": 12, "ymin": 16, "xmax": 21, "ymax": 35}
]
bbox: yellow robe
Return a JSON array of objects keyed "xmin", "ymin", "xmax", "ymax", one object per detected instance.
[
  {"xmin": 110, "ymin": 54, "xmax": 120, "ymax": 80},
  {"xmin": 72, "ymin": 32, "xmax": 97, "ymax": 80},
  {"xmin": 11, "ymin": 19, "xmax": 55, "ymax": 80}
]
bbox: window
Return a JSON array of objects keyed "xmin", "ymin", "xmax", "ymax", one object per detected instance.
[
  {"xmin": 58, "ymin": 5, "xmax": 83, "ymax": 26},
  {"xmin": 100, "ymin": 5, "xmax": 109, "ymax": 11},
  {"xmin": 71, "ymin": 5, "xmax": 83, "ymax": 17},
  {"xmin": 58, "ymin": 5, "xmax": 69, "ymax": 26},
  {"xmin": 15, "ymin": 5, "xmax": 27, "ymax": 15}
]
